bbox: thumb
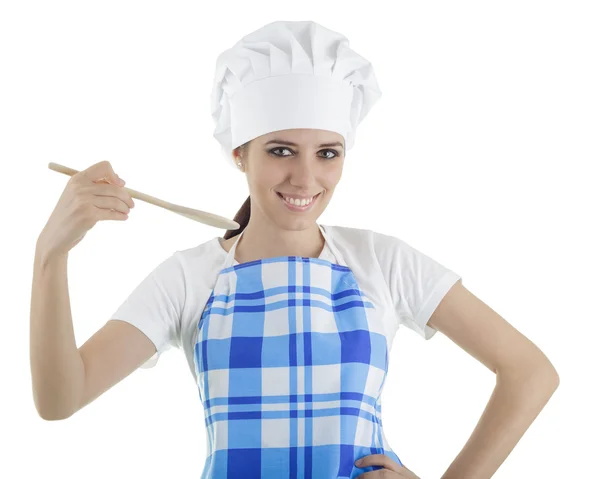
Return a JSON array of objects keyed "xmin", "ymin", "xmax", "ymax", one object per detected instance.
[{"xmin": 86, "ymin": 160, "xmax": 125, "ymax": 185}]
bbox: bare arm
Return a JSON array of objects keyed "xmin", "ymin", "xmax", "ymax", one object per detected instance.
[
  {"xmin": 30, "ymin": 243, "xmax": 85, "ymax": 420},
  {"xmin": 439, "ymin": 367, "xmax": 559, "ymax": 479},
  {"xmin": 30, "ymin": 241, "xmax": 157, "ymax": 420},
  {"xmin": 30, "ymin": 160, "xmax": 147, "ymax": 420}
]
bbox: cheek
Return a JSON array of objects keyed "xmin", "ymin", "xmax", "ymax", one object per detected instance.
[
  {"xmin": 323, "ymin": 169, "xmax": 342, "ymax": 189},
  {"xmin": 250, "ymin": 173, "xmax": 282, "ymax": 198}
]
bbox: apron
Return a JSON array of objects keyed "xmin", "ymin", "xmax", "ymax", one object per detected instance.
[{"xmin": 193, "ymin": 224, "xmax": 404, "ymax": 478}]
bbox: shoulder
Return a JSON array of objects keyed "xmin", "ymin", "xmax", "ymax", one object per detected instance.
[
  {"xmin": 323, "ymin": 224, "xmax": 403, "ymax": 253},
  {"xmin": 176, "ymin": 236, "xmax": 220, "ymax": 259},
  {"xmin": 323, "ymin": 225, "xmax": 425, "ymax": 280},
  {"xmin": 168, "ymin": 237, "xmax": 225, "ymax": 276},
  {"xmin": 322, "ymin": 224, "xmax": 407, "ymax": 274},
  {"xmin": 323, "ymin": 224, "xmax": 372, "ymax": 242}
]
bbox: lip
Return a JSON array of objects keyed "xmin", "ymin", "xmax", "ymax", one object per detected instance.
[
  {"xmin": 276, "ymin": 191, "xmax": 321, "ymax": 200},
  {"xmin": 277, "ymin": 191, "xmax": 321, "ymax": 211}
]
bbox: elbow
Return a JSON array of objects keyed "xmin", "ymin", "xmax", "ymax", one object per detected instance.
[
  {"xmin": 37, "ymin": 408, "xmax": 74, "ymax": 421},
  {"xmin": 497, "ymin": 361, "xmax": 560, "ymax": 393},
  {"xmin": 539, "ymin": 360, "xmax": 560, "ymax": 388},
  {"xmin": 34, "ymin": 398, "xmax": 75, "ymax": 422},
  {"xmin": 39, "ymin": 413, "xmax": 66, "ymax": 422},
  {"xmin": 32, "ymin": 380, "xmax": 81, "ymax": 421},
  {"xmin": 550, "ymin": 369, "xmax": 560, "ymax": 389}
]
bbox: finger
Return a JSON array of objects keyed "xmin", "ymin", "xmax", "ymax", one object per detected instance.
[
  {"xmin": 93, "ymin": 205, "xmax": 129, "ymax": 221},
  {"xmin": 354, "ymin": 469, "xmax": 388, "ymax": 478},
  {"xmin": 94, "ymin": 175, "xmax": 124, "ymax": 186},
  {"xmin": 400, "ymin": 464, "xmax": 419, "ymax": 477},
  {"xmin": 92, "ymin": 195, "xmax": 131, "ymax": 215},
  {"xmin": 90, "ymin": 183, "xmax": 135, "ymax": 209},
  {"xmin": 355, "ymin": 454, "xmax": 404, "ymax": 475},
  {"xmin": 81, "ymin": 160, "xmax": 124, "ymax": 186},
  {"xmin": 357, "ymin": 469, "xmax": 416, "ymax": 478}
]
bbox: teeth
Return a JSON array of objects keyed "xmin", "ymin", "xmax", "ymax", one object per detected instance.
[{"xmin": 282, "ymin": 194, "xmax": 316, "ymax": 207}]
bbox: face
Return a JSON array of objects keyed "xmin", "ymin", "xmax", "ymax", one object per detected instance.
[{"xmin": 234, "ymin": 128, "xmax": 345, "ymax": 231}]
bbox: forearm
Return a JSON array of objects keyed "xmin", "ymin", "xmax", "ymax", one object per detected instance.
[
  {"xmin": 30, "ymin": 241, "xmax": 85, "ymax": 420},
  {"xmin": 440, "ymin": 367, "xmax": 559, "ymax": 479}
]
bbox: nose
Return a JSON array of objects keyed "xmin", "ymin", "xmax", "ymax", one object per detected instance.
[{"xmin": 288, "ymin": 153, "xmax": 317, "ymax": 189}]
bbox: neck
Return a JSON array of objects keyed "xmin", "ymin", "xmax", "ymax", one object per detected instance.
[{"xmin": 235, "ymin": 218, "xmax": 325, "ymax": 262}]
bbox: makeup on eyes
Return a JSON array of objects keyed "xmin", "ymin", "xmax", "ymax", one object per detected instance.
[{"xmin": 267, "ymin": 147, "xmax": 340, "ymax": 158}]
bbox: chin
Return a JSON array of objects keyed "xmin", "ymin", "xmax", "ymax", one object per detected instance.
[{"xmin": 276, "ymin": 215, "xmax": 316, "ymax": 229}]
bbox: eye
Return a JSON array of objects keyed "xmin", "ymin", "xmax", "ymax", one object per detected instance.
[
  {"xmin": 321, "ymin": 149, "xmax": 339, "ymax": 160},
  {"xmin": 268, "ymin": 147, "xmax": 339, "ymax": 160},
  {"xmin": 269, "ymin": 147, "xmax": 293, "ymax": 157}
]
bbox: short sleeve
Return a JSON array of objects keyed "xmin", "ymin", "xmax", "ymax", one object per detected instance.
[
  {"xmin": 373, "ymin": 231, "xmax": 462, "ymax": 340},
  {"xmin": 108, "ymin": 252, "xmax": 185, "ymax": 369}
]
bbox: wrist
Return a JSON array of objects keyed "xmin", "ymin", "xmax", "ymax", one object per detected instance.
[{"xmin": 35, "ymin": 236, "xmax": 68, "ymax": 268}]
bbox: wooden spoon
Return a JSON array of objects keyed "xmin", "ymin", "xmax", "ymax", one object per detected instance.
[{"xmin": 48, "ymin": 162, "xmax": 240, "ymax": 230}]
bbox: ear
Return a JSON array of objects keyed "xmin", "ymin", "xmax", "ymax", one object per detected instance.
[{"xmin": 230, "ymin": 152, "xmax": 241, "ymax": 170}]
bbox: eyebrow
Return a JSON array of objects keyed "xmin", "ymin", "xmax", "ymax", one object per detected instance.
[{"xmin": 264, "ymin": 139, "xmax": 344, "ymax": 149}]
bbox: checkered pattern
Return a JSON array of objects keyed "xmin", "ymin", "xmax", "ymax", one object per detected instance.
[{"xmin": 193, "ymin": 256, "xmax": 404, "ymax": 478}]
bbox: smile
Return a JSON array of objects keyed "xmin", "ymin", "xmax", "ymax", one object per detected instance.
[{"xmin": 276, "ymin": 192, "xmax": 321, "ymax": 211}]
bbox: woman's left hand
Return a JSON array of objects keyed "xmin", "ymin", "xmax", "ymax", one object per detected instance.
[{"xmin": 355, "ymin": 454, "xmax": 421, "ymax": 478}]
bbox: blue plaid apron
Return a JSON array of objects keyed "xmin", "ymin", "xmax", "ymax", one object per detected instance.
[{"xmin": 194, "ymin": 225, "xmax": 403, "ymax": 478}]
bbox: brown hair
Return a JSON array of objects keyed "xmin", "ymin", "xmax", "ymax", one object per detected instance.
[{"xmin": 223, "ymin": 140, "xmax": 251, "ymax": 240}]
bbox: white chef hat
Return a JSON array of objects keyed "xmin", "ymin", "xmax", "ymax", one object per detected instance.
[{"xmin": 210, "ymin": 20, "xmax": 382, "ymax": 169}]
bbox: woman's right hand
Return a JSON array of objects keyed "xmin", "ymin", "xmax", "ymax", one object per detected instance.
[{"xmin": 37, "ymin": 160, "xmax": 136, "ymax": 258}]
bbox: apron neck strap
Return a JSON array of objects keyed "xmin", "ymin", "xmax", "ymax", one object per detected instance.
[
  {"xmin": 222, "ymin": 227, "xmax": 244, "ymax": 269},
  {"xmin": 319, "ymin": 224, "xmax": 346, "ymax": 266},
  {"xmin": 223, "ymin": 223, "xmax": 345, "ymax": 269}
]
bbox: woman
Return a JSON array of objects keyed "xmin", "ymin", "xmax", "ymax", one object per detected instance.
[{"xmin": 32, "ymin": 20, "xmax": 559, "ymax": 479}]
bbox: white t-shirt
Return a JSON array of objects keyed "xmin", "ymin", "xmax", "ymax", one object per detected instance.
[{"xmin": 108, "ymin": 224, "xmax": 462, "ymax": 378}]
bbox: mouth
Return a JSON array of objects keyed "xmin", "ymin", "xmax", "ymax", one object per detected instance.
[{"xmin": 276, "ymin": 191, "xmax": 322, "ymax": 212}]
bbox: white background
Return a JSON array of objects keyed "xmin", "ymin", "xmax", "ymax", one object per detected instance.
[{"xmin": 2, "ymin": 1, "xmax": 598, "ymax": 478}]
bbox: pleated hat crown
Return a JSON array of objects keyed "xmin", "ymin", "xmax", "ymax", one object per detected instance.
[{"xmin": 210, "ymin": 20, "xmax": 382, "ymax": 169}]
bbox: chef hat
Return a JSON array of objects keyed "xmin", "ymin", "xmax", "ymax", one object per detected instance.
[{"xmin": 210, "ymin": 20, "xmax": 382, "ymax": 169}]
